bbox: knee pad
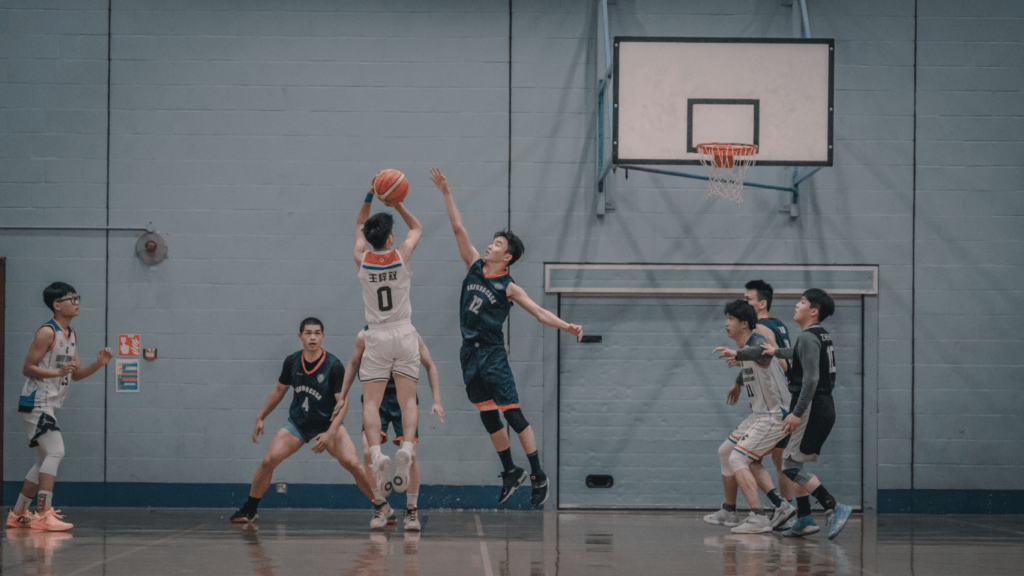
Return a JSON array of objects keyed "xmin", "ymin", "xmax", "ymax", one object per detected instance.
[
  {"xmin": 782, "ymin": 458, "xmax": 814, "ymax": 485},
  {"xmin": 502, "ymin": 408, "xmax": 529, "ymax": 434},
  {"xmin": 480, "ymin": 410, "xmax": 504, "ymax": 434},
  {"xmin": 25, "ymin": 463, "xmax": 41, "ymax": 484},
  {"xmin": 728, "ymin": 449, "xmax": 752, "ymax": 473},
  {"xmin": 35, "ymin": 432, "xmax": 65, "ymax": 476},
  {"xmin": 718, "ymin": 441, "xmax": 734, "ymax": 476}
]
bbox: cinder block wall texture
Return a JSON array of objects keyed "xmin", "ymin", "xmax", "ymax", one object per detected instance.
[{"xmin": 2, "ymin": 0, "xmax": 1021, "ymax": 506}]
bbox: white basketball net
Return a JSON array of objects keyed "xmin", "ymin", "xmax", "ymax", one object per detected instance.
[{"xmin": 697, "ymin": 143, "xmax": 758, "ymax": 203}]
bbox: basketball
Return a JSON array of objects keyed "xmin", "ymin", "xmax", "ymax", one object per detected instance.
[{"xmin": 372, "ymin": 169, "xmax": 409, "ymax": 207}]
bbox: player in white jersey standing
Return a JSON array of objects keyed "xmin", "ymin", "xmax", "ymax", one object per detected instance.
[
  {"xmin": 8, "ymin": 282, "xmax": 112, "ymax": 531},
  {"xmin": 710, "ymin": 300, "xmax": 795, "ymax": 534},
  {"xmin": 353, "ymin": 187, "xmax": 423, "ymax": 526}
]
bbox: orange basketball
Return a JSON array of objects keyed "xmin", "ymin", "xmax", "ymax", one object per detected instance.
[{"xmin": 372, "ymin": 169, "xmax": 409, "ymax": 207}]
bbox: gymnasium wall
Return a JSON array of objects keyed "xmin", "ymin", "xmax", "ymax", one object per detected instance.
[{"xmin": 2, "ymin": 0, "xmax": 1021, "ymax": 511}]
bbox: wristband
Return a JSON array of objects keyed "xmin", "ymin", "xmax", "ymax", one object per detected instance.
[{"xmin": 364, "ymin": 192, "xmax": 374, "ymax": 203}]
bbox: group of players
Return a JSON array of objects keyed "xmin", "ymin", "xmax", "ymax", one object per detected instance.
[
  {"xmin": 223, "ymin": 167, "xmax": 583, "ymax": 531},
  {"xmin": 8, "ymin": 169, "xmax": 848, "ymax": 538},
  {"xmin": 708, "ymin": 280, "xmax": 852, "ymax": 539}
]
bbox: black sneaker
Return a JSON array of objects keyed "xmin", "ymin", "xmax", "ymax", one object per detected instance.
[
  {"xmin": 230, "ymin": 506, "xmax": 258, "ymax": 524},
  {"xmin": 530, "ymin": 473, "xmax": 549, "ymax": 508},
  {"xmin": 498, "ymin": 466, "xmax": 528, "ymax": 504}
]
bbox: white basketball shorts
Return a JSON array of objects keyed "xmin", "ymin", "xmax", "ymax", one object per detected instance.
[
  {"xmin": 729, "ymin": 411, "xmax": 788, "ymax": 462},
  {"xmin": 360, "ymin": 321, "xmax": 420, "ymax": 383}
]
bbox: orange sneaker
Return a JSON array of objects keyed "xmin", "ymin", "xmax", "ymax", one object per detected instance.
[
  {"xmin": 6, "ymin": 509, "xmax": 36, "ymax": 528},
  {"xmin": 29, "ymin": 509, "xmax": 73, "ymax": 532}
]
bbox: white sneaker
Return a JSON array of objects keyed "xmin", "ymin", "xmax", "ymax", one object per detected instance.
[
  {"xmin": 371, "ymin": 453, "xmax": 392, "ymax": 497},
  {"xmin": 703, "ymin": 505, "xmax": 740, "ymax": 527},
  {"xmin": 771, "ymin": 500, "xmax": 798, "ymax": 530},
  {"xmin": 404, "ymin": 506, "xmax": 420, "ymax": 531},
  {"xmin": 370, "ymin": 501, "xmax": 394, "ymax": 529},
  {"xmin": 393, "ymin": 446, "xmax": 414, "ymax": 494},
  {"xmin": 730, "ymin": 512, "xmax": 773, "ymax": 534}
]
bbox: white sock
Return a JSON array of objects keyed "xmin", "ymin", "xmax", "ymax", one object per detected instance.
[
  {"xmin": 370, "ymin": 445, "xmax": 382, "ymax": 461},
  {"xmin": 15, "ymin": 493, "xmax": 32, "ymax": 512},
  {"xmin": 407, "ymin": 493, "xmax": 418, "ymax": 508},
  {"xmin": 37, "ymin": 490, "xmax": 53, "ymax": 510},
  {"xmin": 401, "ymin": 441, "xmax": 414, "ymax": 454}
]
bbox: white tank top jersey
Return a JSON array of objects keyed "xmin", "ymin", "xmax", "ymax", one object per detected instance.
[
  {"xmin": 19, "ymin": 320, "xmax": 76, "ymax": 414},
  {"xmin": 740, "ymin": 334, "xmax": 792, "ymax": 416},
  {"xmin": 358, "ymin": 249, "xmax": 413, "ymax": 326}
]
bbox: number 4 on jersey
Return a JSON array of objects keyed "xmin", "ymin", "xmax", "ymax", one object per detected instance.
[{"xmin": 302, "ymin": 397, "xmax": 310, "ymax": 412}]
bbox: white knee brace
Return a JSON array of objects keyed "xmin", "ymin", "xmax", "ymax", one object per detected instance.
[
  {"xmin": 729, "ymin": 449, "xmax": 752, "ymax": 473},
  {"xmin": 718, "ymin": 441, "xmax": 735, "ymax": 476},
  {"xmin": 35, "ymin": 431, "xmax": 65, "ymax": 476}
]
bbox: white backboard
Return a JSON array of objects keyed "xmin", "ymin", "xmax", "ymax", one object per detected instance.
[{"xmin": 613, "ymin": 38, "xmax": 834, "ymax": 166}]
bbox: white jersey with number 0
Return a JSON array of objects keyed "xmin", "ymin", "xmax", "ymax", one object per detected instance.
[{"xmin": 358, "ymin": 249, "xmax": 412, "ymax": 326}]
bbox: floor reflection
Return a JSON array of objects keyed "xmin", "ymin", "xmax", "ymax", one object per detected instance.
[{"xmin": 1, "ymin": 509, "xmax": 1022, "ymax": 576}]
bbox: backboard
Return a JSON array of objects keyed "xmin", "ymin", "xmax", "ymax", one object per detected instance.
[{"xmin": 613, "ymin": 37, "xmax": 834, "ymax": 166}]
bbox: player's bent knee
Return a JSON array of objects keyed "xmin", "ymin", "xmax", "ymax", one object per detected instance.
[
  {"xmin": 728, "ymin": 450, "xmax": 752, "ymax": 473},
  {"xmin": 25, "ymin": 464, "xmax": 41, "ymax": 484},
  {"xmin": 480, "ymin": 410, "xmax": 504, "ymax": 434},
  {"xmin": 718, "ymin": 441, "xmax": 733, "ymax": 476},
  {"xmin": 782, "ymin": 458, "xmax": 813, "ymax": 484},
  {"xmin": 503, "ymin": 408, "xmax": 529, "ymax": 434}
]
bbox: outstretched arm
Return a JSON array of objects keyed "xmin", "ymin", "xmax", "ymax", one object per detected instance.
[
  {"xmin": 354, "ymin": 188, "xmax": 373, "ymax": 266},
  {"xmin": 393, "ymin": 201, "xmax": 423, "ymax": 264},
  {"xmin": 507, "ymin": 282, "xmax": 583, "ymax": 342},
  {"xmin": 253, "ymin": 383, "xmax": 290, "ymax": 443},
  {"xmin": 430, "ymin": 167, "xmax": 479, "ymax": 271}
]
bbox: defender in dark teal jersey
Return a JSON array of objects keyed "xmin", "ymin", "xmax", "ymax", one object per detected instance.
[
  {"xmin": 230, "ymin": 318, "xmax": 377, "ymax": 524},
  {"xmin": 744, "ymin": 279, "xmax": 796, "ymax": 526},
  {"xmin": 432, "ymin": 168, "xmax": 583, "ymax": 508}
]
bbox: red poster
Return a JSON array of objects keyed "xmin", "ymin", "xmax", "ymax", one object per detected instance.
[{"xmin": 118, "ymin": 334, "xmax": 140, "ymax": 357}]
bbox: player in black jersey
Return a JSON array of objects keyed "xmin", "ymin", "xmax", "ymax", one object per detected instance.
[
  {"xmin": 431, "ymin": 168, "xmax": 583, "ymax": 508},
  {"xmin": 760, "ymin": 289, "xmax": 853, "ymax": 539},
  {"xmin": 230, "ymin": 318, "xmax": 377, "ymax": 523}
]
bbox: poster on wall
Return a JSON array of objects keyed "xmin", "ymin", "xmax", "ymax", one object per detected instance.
[
  {"xmin": 118, "ymin": 334, "xmax": 140, "ymax": 357},
  {"xmin": 116, "ymin": 359, "xmax": 139, "ymax": 393}
]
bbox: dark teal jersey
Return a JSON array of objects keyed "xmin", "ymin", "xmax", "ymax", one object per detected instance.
[{"xmin": 459, "ymin": 259, "xmax": 514, "ymax": 346}]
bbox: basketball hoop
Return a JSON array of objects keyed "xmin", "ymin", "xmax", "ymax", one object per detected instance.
[{"xmin": 697, "ymin": 143, "xmax": 758, "ymax": 203}]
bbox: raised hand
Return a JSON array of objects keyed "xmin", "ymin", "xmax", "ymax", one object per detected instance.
[{"xmin": 429, "ymin": 167, "xmax": 449, "ymax": 193}]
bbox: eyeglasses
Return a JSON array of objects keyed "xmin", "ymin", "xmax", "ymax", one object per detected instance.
[{"xmin": 55, "ymin": 296, "xmax": 81, "ymax": 304}]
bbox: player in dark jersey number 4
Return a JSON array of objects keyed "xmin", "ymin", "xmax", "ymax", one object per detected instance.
[
  {"xmin": 432, "ymin": 168, "xmax": 583, "ymax": 508},
  {"xmin": 230, "ymin": 318, "xmax": 377, "ymax": 524}
]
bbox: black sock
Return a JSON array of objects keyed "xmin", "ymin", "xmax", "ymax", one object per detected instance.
[
  {"xmin": 245, "ymin": 496, "xmax": 261, "ymax": 511},
  {"xmin": 811, "ymin": 486, "xmax": 837, "ymax": 511},
  {"xmin": 766, "ymin": 489, "xmax": 783, "ymax": 508},
  {"xmin": 526, "ymin": 451, "xmax": 543, "ymax": 477},
  {"xmin": 796, "ymin": 496, "xmax": 812, "ymax": 518},
  {"xmin": 723, "ymin": 502, "xmax": 737, "ymax": 512},
  {"xmin": 753, "ymin": 508, "xmax": 767, "ymax": 516},
  {"xmin": 498, "ymin": 448, "xmax": 515, "ymax": 472}
]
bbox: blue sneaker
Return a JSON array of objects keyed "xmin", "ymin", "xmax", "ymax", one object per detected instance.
[
  {"xmin": 781, "ymin": 515, "xmax": 820, "ymax": 537},
  {"xmin": 827, "ymin": 503, "xmax": 852, "ymax": 539}
]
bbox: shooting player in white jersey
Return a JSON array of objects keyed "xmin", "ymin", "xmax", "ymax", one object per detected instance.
[
  {"xmin": 710, "ymin": 300, "xmax": 795, "ymax": 534},
  {"xmin": 352, "ymin": 188, "xmax": 423, "ymax": 522},
  {"xmin": 9, "ymin": 282, "xmax": 113, "ymax": 532}
]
